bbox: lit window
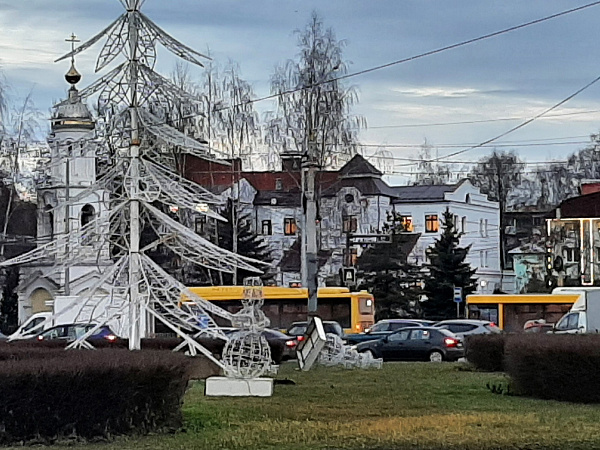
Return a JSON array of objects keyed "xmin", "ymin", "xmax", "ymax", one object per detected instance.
[
  {"xmin": 343, "ymin": 247, "xmax": 358, "ymax": 266},
  {"xmin": 284, "ymin": 218, "xmax": 297, "ymax": 236},
  {"xmin": 400, "ymin": 215, "xmax": 413, "ymax": 232},
  {"xmin": 425, "ymin": 214, "xmax": 439, "ymax": 233},
  {"xmin": 343, "ymin": 216, "xmax": 358, "ymax": 233},
  {"xmin": 262, "ymin": 220, "xmax": 272, "ymax": 235}
]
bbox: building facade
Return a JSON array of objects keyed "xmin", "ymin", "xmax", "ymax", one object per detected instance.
[
  {"xmin": 184, "ymin": 154, "xmax": 511, "ymax": 293},
  {"xmin": 16, "ymin": 68, "xmax": 112, "ymax": 320}
]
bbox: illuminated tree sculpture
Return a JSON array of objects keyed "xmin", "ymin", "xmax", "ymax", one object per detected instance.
[{"xmin": 1, "ymin": 0, "xmax": 264, "ymax": 363}]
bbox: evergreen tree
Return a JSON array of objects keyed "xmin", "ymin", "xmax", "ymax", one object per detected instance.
[
  {"xmin": 422, "ymin": 207, "xmax": 477, "ymax": 318},
  {"xmin": 189, "ymin": 200, "xmax": 273, "ymax": 286},
  {"xmin": 356, "ymin": 212, "xmax": 423, "ymax": 319}
]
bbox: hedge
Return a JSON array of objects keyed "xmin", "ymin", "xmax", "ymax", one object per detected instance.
[
  {"xmin": 465, "ymin": 334, "xmax": 507, "ymax": 372},
  {"xmin": 504, "ymin": 334, "xmax": 600, "ymax": 403},
  {"xmin": 0, "ymin": 348, "xmax": 192, "ymax": 445}
]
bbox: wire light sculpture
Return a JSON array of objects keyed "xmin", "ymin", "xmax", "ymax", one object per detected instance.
[
  {"xmin": 2, "ymin": 0, "xmax": 265, "ymax": 361},
  {"xmin": 222, "ymin": 278, "xmax": 274, "ymax": 379}
]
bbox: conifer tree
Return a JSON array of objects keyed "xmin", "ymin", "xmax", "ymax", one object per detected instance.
[
  {"xmin": 186, "ymin": 200, "xmax": 273, "ymax": 286},
  {"xmin": 356, "ymin": 212, "xmax": 423, "ymax": 319},
  {"xmin": 422, "ymin": 207, "xmax": 477, "ymax": 318}
]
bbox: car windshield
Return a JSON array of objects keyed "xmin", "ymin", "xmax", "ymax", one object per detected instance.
[
  {"xmin": 369, "ymin": 322, "xmax": 389, "ymax": 332},
  {"xmin": 287, "ymin": 325, "xmax": 307, "ymax": 336}
]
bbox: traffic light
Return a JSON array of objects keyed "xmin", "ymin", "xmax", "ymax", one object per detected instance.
[{"xmin": 340, "ymin": 267, "xmax": 356, "ymax": 284}]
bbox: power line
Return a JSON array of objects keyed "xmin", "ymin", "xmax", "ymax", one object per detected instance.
[
  {"xmin": 367, "ymin": 110, "xmax": 600, "ymax": 129},
  {"xmin": 400, "ymin": 73, "xmax": 600, "ymax": 166},
  {"xmin": 204, "ymin": 1, "xmax": 600, "ymax": 114}
]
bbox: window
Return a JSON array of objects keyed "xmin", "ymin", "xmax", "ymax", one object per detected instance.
[
  {"xmin": 343, "ymin": 216, "xmax": 358, "ymax": 233},
  {"xmin": 453, "ymin": 215, "xmax": 459, "ymax": 231},
  {"xmin": 343, "ymin": 247, "xmax": 358, "ymax": 266},
  {"xmin": 480, "ymin": 251, "xmax": 484, "ymax": 267},
  {"xmin": 484, "ymin": 251, "xmax": 489, "ymax": 268},
  {"xmin": 410, "ymin": 329, "xmax": 430, "ymax": 340},
  {"xmin": 480, "ymin": 219, "xmax": 485, "ymax": 237},
  {"xmin": 484, "ymin": 219, "xmax": 489, "ymax": 237},
  {"xmin": 275, "ymin": 178, "xmax": 283, "ymax": 191},
  {"xmin": 195, "ymin": 216, "xmax": 207, "ymax": 234},
  {"xmin": 261, "ymin": 219, "xmax": 272, "ymax": 235},
  {"xmin": 565, "ymin": 247, "xmax": 577, "ymax": 263},
  {"xmin": 462, "ymin": 216, "xmax": 467, "ymax": 234},
  {"xmin": 425, "ymin": 214, "xmax": 439, "ymax": 233},
  {"xmin": 80, "ymin": 204, "xmax": 96, "ymax": 246},
  {"xmin": 81, "ymin": 204, "xmax": 95, "ymax": 227},
  {"xmin": 388, "ymin": 330, "xmax": 411, "ymax": 342},
  {"xmin": 533, "ymin": 217, "xmax": 543, "ymax": 227},
  {"xmin": 284, "ymin": 218, "xmax": 297, "ymax": 236},
  {"xmin": 400, "ymin": 215, "xmax": 413, "ymax": 232}
]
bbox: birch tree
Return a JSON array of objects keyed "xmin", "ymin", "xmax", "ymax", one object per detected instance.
[{"xmin": 267, "ymin": 12, "xmax": 363, "ymax": 169}]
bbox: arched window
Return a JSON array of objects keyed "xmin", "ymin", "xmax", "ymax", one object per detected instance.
[
  {"xmin": 466, "ymin": 194, "xmax": 471, "ymax": 204},
  {"xmin": 81, "ymin": 204, "xmax": 96, "ymax": 227}
]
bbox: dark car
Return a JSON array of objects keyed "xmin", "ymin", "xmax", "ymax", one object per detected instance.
[
  {"xmin": 344, "ymin": 319, "xmax": 431, "ymax": 345},
  {"xmin": 35, "ymin": 324, "xmax": 119, "ymax": 343},
  {"xmin": 196, "ymin": 328, "xmax": 297, "ymax": 364},
  {"xmin": 287, "ymin": 321, "xmax": 344, "ymax": 340},
  {"xmin": 355, "ymin": 326, "xmax": 464, "ymax": 362}
]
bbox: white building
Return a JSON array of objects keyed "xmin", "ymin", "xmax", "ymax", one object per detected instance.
[
  {"xmin": 391, "ymin": 179, "xmax": 513, "ymax": 294},
  {"xmin": 16, "ymin": 64, "xmax": 112, "ymax": 320}
]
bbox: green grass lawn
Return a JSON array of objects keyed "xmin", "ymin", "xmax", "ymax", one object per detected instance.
[{"xmin": 16, "ymin": 361, "xmax": 600, "ymax": 450}]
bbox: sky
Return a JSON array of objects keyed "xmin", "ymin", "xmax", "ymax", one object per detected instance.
[{"xmin": 1, "ymin": 0, "xmax": 600, "ymax": 183}]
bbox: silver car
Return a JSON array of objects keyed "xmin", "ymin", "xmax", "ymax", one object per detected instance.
[{"xmin": 433, "ymin": 319, "xmax": 501, "ymax": 338}]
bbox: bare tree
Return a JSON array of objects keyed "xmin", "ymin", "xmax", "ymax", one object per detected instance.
[
  {"xmin": 267, "ymin": 12, "xmax": 364, "ymax": 169},
  {"xmin": 413, "ymin": 139, "xmax": 452, "ymax": 185}
]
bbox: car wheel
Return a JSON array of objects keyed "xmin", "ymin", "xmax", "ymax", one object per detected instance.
[{"xmin": 429, "ymin": 350, "xmax": 443, "ymax": 363}]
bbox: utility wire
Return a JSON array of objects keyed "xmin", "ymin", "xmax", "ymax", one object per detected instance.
[
  {"xmin": 205, "ymin": 1, "xmax": 600, "ymax": 113},
  {"xmin": 367, "ymin": 110, "xmax": 600, "ymax": 129},
  {"xmin": 399, "ymin": 73, "xmax": 600, "ymax": 166}
]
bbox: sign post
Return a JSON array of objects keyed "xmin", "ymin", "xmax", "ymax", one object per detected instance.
[{"xmin": 453, "ymin": 286, "xmax": 463, "ymax": 318}]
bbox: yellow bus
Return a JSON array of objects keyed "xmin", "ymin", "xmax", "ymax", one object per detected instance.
[
  {"xmin": 466, "ymin": 294, "xmax": 579, "ymax": 332},
  {"xmin": 185, "ymin": 286, "xmax": 375, "ymax": 333}
]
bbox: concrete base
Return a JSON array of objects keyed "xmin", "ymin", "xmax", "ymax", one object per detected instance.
[{"xmin": 205, "ymin": 376, "xmax": 273, "ymax": 397}]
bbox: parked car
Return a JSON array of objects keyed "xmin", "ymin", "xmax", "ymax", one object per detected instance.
[
  {"xmin": 355, "ymin": 326, "xmax": 464, "ymax": 362},
  {"xmin": 433, "ymin": 319, "xmax": 501, "ymax": 338},
  {"xmin": 287, "ymin": 321, "xmax": 344, "ymax": 339},
  {"xmin": 523, "ymin": 320, "xmax": 554, "ymax": 334},
  {"xmin": 197, "ymin": 328, "xmax": 297, "ymax": 364},
  {"xmin": 34, "ymin": 323, "xmax": 119, "ymax": 343},
  {"xmin": 344, "ymin": 319, "xmax": 430, "ymax": 345}
]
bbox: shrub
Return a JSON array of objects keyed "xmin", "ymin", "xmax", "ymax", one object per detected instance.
[
  {"xmin": 504, "ymin": 334, "xmax": 600, "ymax": 403},
  {"xmin": 0, "ymin": 348, "xmax": 192, "ymax": 445},
  {"xmin": 465, "ymin": 333, "xmax": 506, "ymax": 372}
]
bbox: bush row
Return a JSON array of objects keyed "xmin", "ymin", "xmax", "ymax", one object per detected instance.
[
  {"xmin": 504, "ymin": 334, "xmax": 600, "ymax": 403},
  {"xmin": 0, "ymin": 348, "xmax": 192, "ymax": 445},
  {"xmin": 466, "ymin": 333, "xmax": 600, "ymax": 403},
  {"xmin": 465, "ymin": 333, "xmax": 506, "ymax": 372},
  {"xmin": 1, "ymin": 334, "xmax": 286, "ymax": 363}
]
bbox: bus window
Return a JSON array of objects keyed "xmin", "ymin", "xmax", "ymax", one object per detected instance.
[{"xmin": 359, "ymin": 297, "xmax": 374, "ymax": 315}]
